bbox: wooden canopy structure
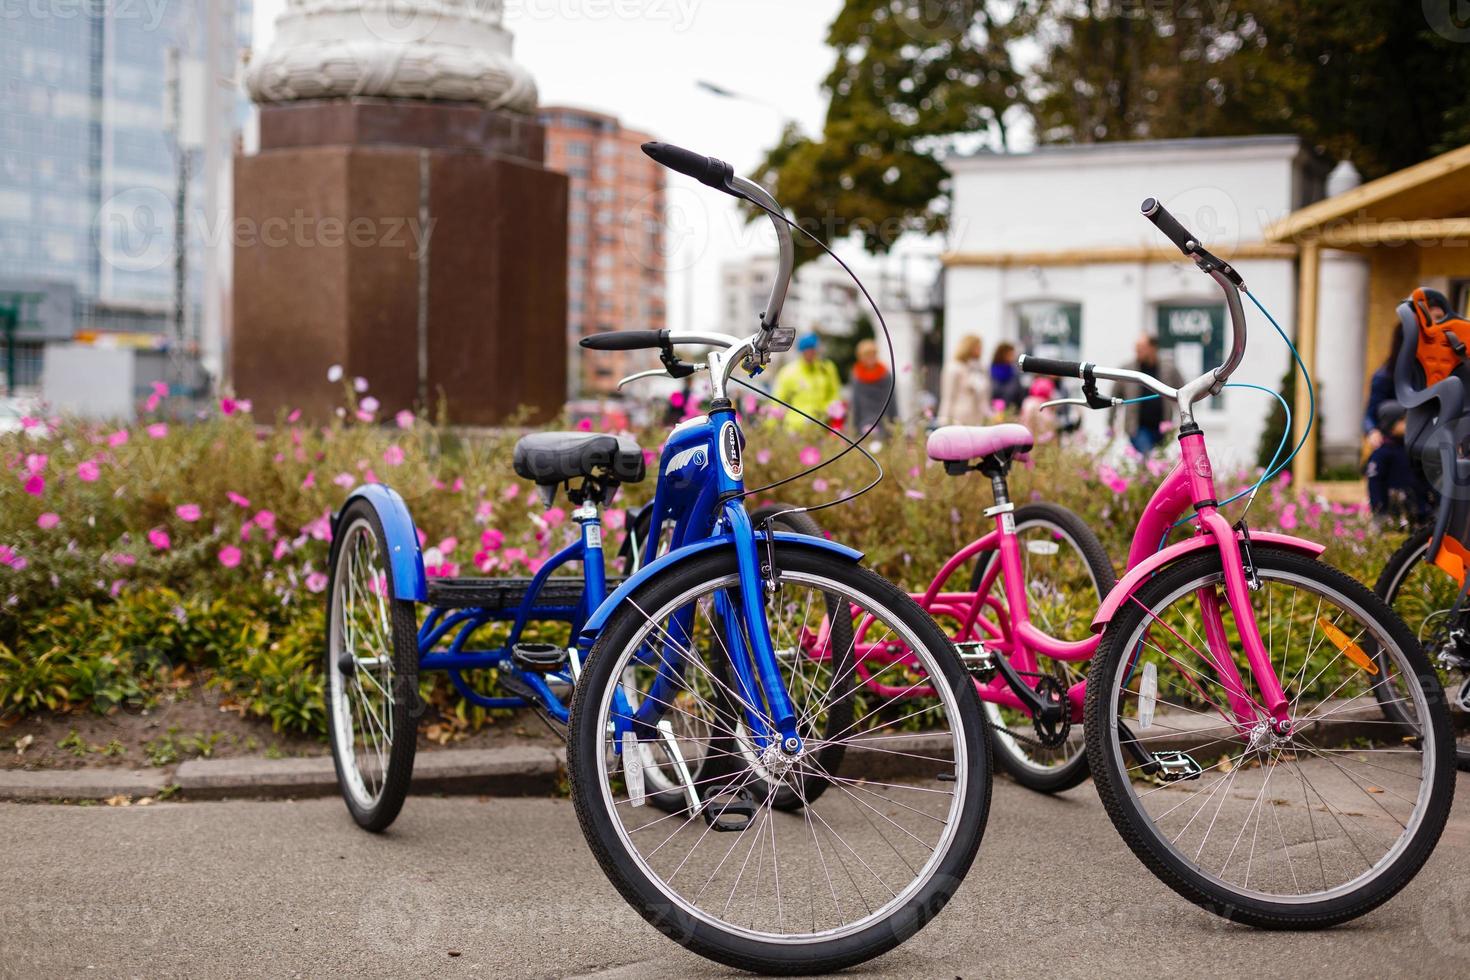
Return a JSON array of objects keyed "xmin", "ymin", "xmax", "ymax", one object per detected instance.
[{"xmin": 1264, "ymin": 144, "xmax": 1470, "ymax": 483}]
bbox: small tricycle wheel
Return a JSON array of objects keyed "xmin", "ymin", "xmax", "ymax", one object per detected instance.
[{"xmin": 325, "ymin": 499, "xmax": 420, "ymax": 831}]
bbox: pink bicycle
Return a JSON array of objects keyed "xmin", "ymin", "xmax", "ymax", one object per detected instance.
[{"xmin": 819, "ymin": 199, "xmax": 1455, "ymax": 928}]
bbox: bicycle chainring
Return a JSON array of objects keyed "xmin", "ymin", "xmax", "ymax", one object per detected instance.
[{"xmin": 1031, "ymin": 675, "xmax": 1072, "ymax": 748}]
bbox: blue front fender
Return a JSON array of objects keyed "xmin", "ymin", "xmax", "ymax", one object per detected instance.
[
  {"xmin": 336, "ymin": 484, "xmax": 427, "ymax": 602},
  {"xmin": 578, "ymin": 532, "xmax": 862, "ymax": 645}
]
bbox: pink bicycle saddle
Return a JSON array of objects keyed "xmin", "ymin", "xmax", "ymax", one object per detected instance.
[{"xmin": 926, "ymin": 424, "xmax": 1035, "ymax": 463}]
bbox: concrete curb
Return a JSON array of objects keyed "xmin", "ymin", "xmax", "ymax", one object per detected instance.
[
  {"xmin": 0, "ymin": 767, "xmax": 170, "ymax": 802},
  {"xmin": 174, "ymin": 745, "xmax": 566, "ymax": 801}
]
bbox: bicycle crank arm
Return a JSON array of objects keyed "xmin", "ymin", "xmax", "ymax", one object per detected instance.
[{"xmin": 990, "ymin": 650, "xmax": 1064, "ymax": 724}]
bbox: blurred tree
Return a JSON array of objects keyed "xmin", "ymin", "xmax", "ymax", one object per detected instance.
[
  {"xmin": 1034, "ymin": 0, "xmax": 1470, "ymax": 179},
  {"xmin": 753, "ymin": 0, "xmax": 1040, "ymax": 267},
  {"xmin": 762, "ymin": 1, "xmax": 1470, "ymax": 258}
]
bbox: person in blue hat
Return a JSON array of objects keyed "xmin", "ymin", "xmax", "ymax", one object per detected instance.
[{"xmin": 773, "ymin": 332, "xmax": 842, "ymax": 431}]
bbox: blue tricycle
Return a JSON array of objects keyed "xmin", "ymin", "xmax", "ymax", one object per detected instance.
[{"xmin": 323, "ymin": 142, "xmax": 989, "ymax": 974}]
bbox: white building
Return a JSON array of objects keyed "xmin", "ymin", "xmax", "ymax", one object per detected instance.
[{"xmin": 943, "ymin": 136, "xmax": 1367, "ymax": 470}]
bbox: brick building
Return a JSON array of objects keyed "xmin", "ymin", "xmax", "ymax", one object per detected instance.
[{"xmin": 541, "ymin": 106, "xmax": 667, "ymax": 396}]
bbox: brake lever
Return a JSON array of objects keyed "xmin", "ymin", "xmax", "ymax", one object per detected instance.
[
  {"xmin": 616, "ymin": 369, "xmax": 672, "ymax": 391},
  {"xmin": 1040, "ymin": 396, "xmax": 1121, "ymax": 412}
]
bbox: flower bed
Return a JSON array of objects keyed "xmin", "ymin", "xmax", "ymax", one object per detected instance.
[{"xmin": 1, "ymin": 384, "xmax": 1397, "ymax": 739}]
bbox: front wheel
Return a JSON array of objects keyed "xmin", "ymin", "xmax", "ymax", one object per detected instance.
[
  {"xmin": 567, "ymin": 545, "xmax": 990, "ymax": 974},
  {"xmin": 1372, "ymin": 525, "xmax": 1470, "ymax": 770},
  {"xmin": 1086, "ymin": 546, "xmax": 1454, "ymax": 928}
]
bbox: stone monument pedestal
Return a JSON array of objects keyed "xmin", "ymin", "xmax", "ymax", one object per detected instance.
[{"xmin": 233, "ymin": 98, "xmax": 567, "ymax": 425}]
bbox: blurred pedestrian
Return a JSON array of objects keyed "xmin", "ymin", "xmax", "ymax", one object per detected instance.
[
  {"xmin": 848, "ymin": 339, "xmax": 898, "ymax": 439},
  {"xmin": 937, "ymin": 334, "xmax": 991, "ymax": 426},
  {"xmin": 990, "ymin": 342, "xmax": 1024, "ymax": 410},
  {"xmin": 1364, "ymin": 399, "xmax": 1433, "ymax": 521},
  {"xmin": 1109, "ymin": 333, "xmax": 1184, "ymax": 454},
  {"xmin": 1363, "ymin": 323, "xmax": 1402, "ymax": 451},
  {"xmin": 774, "ymin": 332, "xmax": 841, "ymax": 431}
]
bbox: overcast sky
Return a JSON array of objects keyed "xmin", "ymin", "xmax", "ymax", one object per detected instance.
[{"xmin": 252, "ymin": 0, "xmax": 929, "ymax": 334}]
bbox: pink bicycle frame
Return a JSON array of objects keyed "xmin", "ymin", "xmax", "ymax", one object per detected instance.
[{"xmin": 832, "ymin": 424, "xmax": 1325, "ymax": 735}]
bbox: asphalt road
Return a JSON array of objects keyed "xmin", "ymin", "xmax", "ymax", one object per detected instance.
[{"xmin": 3, "ymin": 775, "xmax": 1469, "ymax": 979}]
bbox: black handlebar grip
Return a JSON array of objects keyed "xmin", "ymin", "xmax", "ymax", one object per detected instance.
[
  {"xmin": 642, "ymin": 142, "xmax": 735, "ymax": 193},
  {"xmin": 580, "ymin": 329, "xmax": 668, "ymax": 352},
  {"xmin": 1140, "ymin": 193, "xmax": 1199, "ymax": 255},
  {"xmin": 1017, "ymin": 355, "xmax": 1083, "ymax": 379},
  {"xmin": 1140, "ymin": 197, "xmax": 1199, "ymax": 256}
]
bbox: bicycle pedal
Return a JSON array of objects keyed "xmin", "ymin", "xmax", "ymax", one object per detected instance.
[
  {"xmin": 1153, "ymin": 750, "xmax": 1203, "ymax": 782},
  {"xmin": 511, "ymin": 642, "xmax": 569, "ymax": 673},
  {"xmin": 702, "ymin": 788, "xmax": 757, "ymax": 832}
]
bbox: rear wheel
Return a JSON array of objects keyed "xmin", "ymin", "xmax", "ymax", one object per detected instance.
[
  {"xmin": 1086, "ymin": 547, "xmax": 1454, "ymax": 927},
  {"xmin": 567, "ymin": 545, "xmax": 990, "ymax": 974},
  {"xmin": 970, "ymin": 503, "xmax": 1113, "ymax": 792},
  {"xmin": 325, "ymin": 500, "xmax": 421, "ymax": 832},
  {"xmin": 1373, "ymin": 525, "xmax": 1470, "ymax": 770}
]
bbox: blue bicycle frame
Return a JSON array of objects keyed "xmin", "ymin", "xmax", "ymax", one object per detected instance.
[{"xmin": 359, "ymin": 403, "xmax": 804, "ymax": 755}]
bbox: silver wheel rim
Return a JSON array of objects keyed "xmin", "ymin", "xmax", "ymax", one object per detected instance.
[
  {"xmin": 1106, "ymin": 565, "xmax": 1438, "ymax": 904},
  {"xmin": 590, "ymin": 569, "xmax": 972, "ymax": 943},
  {"xmin": 328, "ymin": 517, "xmax": 399, "ymax": 810}
]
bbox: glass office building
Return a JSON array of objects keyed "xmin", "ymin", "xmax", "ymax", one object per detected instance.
[{"xmin": 0, "ymin": 1, "xmax": 252, "ymax": 386}]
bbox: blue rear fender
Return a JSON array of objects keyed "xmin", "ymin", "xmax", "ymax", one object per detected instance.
[
  {"xmin": 578, "ymin": 531, "xmax": 862, "ymax": 645},
  {"xmin": 335, "ymin": 484, "xmax": 427, "ymax": 602}
]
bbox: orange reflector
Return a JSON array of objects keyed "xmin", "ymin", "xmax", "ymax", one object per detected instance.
[{"xmin": 1318, "ymin": 618, "xmax": 1378, "ymax": 675}]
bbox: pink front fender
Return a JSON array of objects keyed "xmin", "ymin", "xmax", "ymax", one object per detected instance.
[{"xmin": 1091, "ymin": 531, "xmax": 1326, "ymax": 633}]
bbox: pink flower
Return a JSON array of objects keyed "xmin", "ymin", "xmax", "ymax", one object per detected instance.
[
  {"xmin": 395, "ymin": 409, "xmax": 415, "ymax": 429},
  {"xmin": 220, "ymin": 397, "xmax": 239, "ymax": 416},
  {"xmin": 544, "ymin": 507, "xmax": 566, "ymax": 529},
  {"xmin": 151, "ymin": 381, "xmax": 169, "ymax": 398},
  {"xmin": 37, "ymin": 513, "xmax": 60, "ymax": 530},
  {"xmin": 450, "ymin": 477, "xmax": 464, "ymax": 493},
  {"xmin": 1098, "ymin": 464, "xmax": 1130, "ymax": 495},
  {"xmin": 148, "ymin": 528, "xmax": 171, "ymax": 551},
  {"xmin": 382, "ymin": 445, "xmax": 405, "ymax": 466},
  {"xmin": 301, "ymin": 471, "xmax": 316, "ymax": 490},
  {"xmin": 305, "ymin": 571, "xmax": 329, "ymax": 594},
  {"xmin": 360, "ymin": 395, "xmax": 380, "ymax": 414},
  {"xmin": 475, "ymin": 500, "xmax": 494, "ymax": 522},
  {"xmin": 254, "ymin": 510, "xmax": 276, "ymax": 531},
  {"xmin": 146, "ymin": 423, "xmax": 169, "ymax": 439},
  {"xmin": 480, "ymin": 528, "xmax": 505, "ymax": 551},
  {"xmin": 502, "ymin": 484, "xmax": 520, "ymax": 501},
  {"xmin": 905, "ymin": 489, "xmax": 926, "ymax": 500},
  {"xmin": 24, "ymin": 453, "xmax": 46, "ymax": 474},
  {"xmin": 76, "ymin": 460, "xmax": 100, "ymax": 482},
  {"xmin": 332, "ymin": 472, "xmax": 355, "ymax": 489},
  {"xmin": 272, "ymin": 539, "xmax": 291, "ymax": 561},
  {"xmin": 1279, "ymin": 503, "xmax": 1298, "ymax": 531},
  {"xmin": 799, "ymin": 446, "xmax": 821, "ymax": 467},
  {"xmin": 107, "ymin": 429, "xmax": 129, "ymax": 448},
  {"xmin": 437, "ymin": 536, "xmax": 458, "ymax": 555},
  {"xmin": 287, "ymin": 408, "xmax": 302, "ymax": 423},
  {"xmin": 756, "ymin": 448, "xmax": 772, "ymax": 466},
  {"xmin": 0, "ymin": 546, "xmax": 26, "ymax": 571},
  {"xmin": 327, "ymin": 364, "xmax": 344, "ymax": 383},
  {"xmin": 353, "ymin": 376, "xmax": 369, "ymax": 393},
  {"xmin": 176, "ymin": 503, "xmax": 201, "ymax": 522},
  {"xmin": 20, "ymin": 416, "xmax": 41, "ymax": 431},
  {"xmin": 227, "ymin": 491, "xmax": 251, "ymax": 508},
  {"xmin": 362, "ymin": 468, "xmax": 379, "ymax": 484},
  {"xmin": 23, "ymin": 474, "xmax": 44, "ymax": 496},
  {"xmin": 813, "ymin": 478, "xmax": 829, "ymax": 492},
  {"xmin": 217, "ymin": 545, "xmax": 242, "ymax": 569},
  {"xmin": 108, "ymin": 553, "xmax": 137, "ymax": 567},
  {"xmin": 576, "ymin": 417, "xmax": 593, "ymax": 432}
]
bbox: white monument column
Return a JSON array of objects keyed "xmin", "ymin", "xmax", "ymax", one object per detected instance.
[{"xmin": 247, "ymin": 0, "xmax": 537, "ymax": 111}]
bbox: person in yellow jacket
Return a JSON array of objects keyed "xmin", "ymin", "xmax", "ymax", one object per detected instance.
[{"xmin": 773, "ymin": 333, "xmax": 842, "ymax": 431}]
